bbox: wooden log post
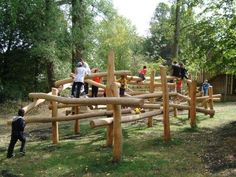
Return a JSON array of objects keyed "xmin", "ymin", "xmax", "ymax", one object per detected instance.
[
  {"xmin": 51, "ymin": 88, "xmax": 59, "ymax": 144},
  {"xmin": 74, "ymin": 106, "xmax": 80, "ymax": 134},
  {"xmin": 189, "ymin": 80, "xmax": 197, "ymax": 128},
  {"xmin": 111, "ymin": 82, "xmax": 122, "ymax": 162},
  {"xmin": 106, "ymin": 51, "xmax": 116, "ymax": 147},
  {"xmin": 148, "ymin": 70, "xmax": 155, "ymax": 127},
  {"xmin": 160, "ymin": 65, "xmax": 171, "ymax": 142},
  {"xmin": 208, "ymin": 86, "xmax": 214, "ymax": 118},
  {"xmin": 187, "ymin": 80, "xmax": 191, "ymax": 119}
]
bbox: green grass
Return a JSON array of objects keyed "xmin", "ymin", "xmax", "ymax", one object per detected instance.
[{"xmin": 0, "ymin": 102, "xmax": 236, "ymax": 177}]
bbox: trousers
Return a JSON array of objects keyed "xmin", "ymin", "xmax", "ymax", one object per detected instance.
[{"xmin": 7, "ymin": 132, "xmax": 26, "ymax": 157}]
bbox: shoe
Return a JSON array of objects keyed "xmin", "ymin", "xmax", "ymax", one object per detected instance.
[
  {"xmin": 7, "ymin": 154, "xmax": 15, "ymax": 158},
  {"xmin": 19, "ymin": 152, "xmax": 25, "ymax": 156}
]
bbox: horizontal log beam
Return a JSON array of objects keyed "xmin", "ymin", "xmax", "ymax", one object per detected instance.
[
  {"xmin": 170, "ymin": 103, "xmax": 215, "ymax": 116},
  {"xmin": 23, "ymin": 92, "xmax": 52, "ymax": 114},
  {"xmin": 29, "ymin": 93, "xmax": 144, "ymax": 106},
  {"xmin": 90, "ymin": 110, "xmax": 162, "ymax": 128},
  {"xmin": 84, "ymin": 79, "xmax": 106, "ymax": 89},
  {"xmin": 142, "ymin": 104, "xmax": 161, "ymax": 109},
  {"xmin": 133, "ymin": 92, "xmax": 177, "ymax": 99},
  {"xmin": 128, "ymin": 81, "xmax": 175, "ymax": 88},
  {"xmin": 177, "ymin": 93, "xmax": 191, "ymax": 102},
  {"xmin": 7, "ymin": 109, "xmax": 132, "ymax": 125},
  {"xmin": 196, "ymin": 94, "xmax": 222, "ymax": 101},
  {"xmin": 54, "ymin": 70, "xmax": 131, "ymax": 87},
  {"xmin": 196, "ymin": 107, "xmax": 215, "ymax": 116}
]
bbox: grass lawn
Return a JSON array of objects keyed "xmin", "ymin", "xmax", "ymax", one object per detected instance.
[{"xmin": 0, "ymin": 102, "xmax": 236, "ymax": 177}]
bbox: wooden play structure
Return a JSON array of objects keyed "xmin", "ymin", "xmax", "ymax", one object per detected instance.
[{"xmin": 7, "ymin": 51, "xmax": 221, "ymax": 162}]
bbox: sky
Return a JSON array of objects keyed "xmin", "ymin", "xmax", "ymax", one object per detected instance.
[{"xmin": 112, "ymin": 0, "xmax": 170, "ymax": 37}]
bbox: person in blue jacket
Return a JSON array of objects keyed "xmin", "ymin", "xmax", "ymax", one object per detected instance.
[{"xmin": 202, "ymin": 79, "xmax": 210, "ymax": 96}]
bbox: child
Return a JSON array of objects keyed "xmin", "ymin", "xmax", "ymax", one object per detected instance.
[
  {"xmin": 74, "ymin": 62, "xmax": 88, "ymax": 98},
  {"xmin": 117, "ymin": 75, "xmax": 132, "ymax": 97},
  {"xmin": 80, "ymin": 58, "xmax": 91, "ymax": 95},
  {"xmin": 138, "ymin": 66, "xmax": 147, "ymax": 82},
  {"xmin": 176, "ymin": 78, "xmax": 183, "ymax": 93},
  {"xmin": 91, "ymin": 68, "xmax": 102, "ymax": 97},
  {"xmin": 202, "ymin": 80, "xmax": 210, "ymax": 96},
  {"xmin": 7, "ymin": 108, "xmax": 26, "ymax": 158}
]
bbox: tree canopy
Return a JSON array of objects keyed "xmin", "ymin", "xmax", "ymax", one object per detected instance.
[{"xmin": 0, "ymin": 0, "xmax": 235, "ymax": 102}]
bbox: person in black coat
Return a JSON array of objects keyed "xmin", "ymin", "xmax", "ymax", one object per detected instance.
[
  {"xmin": 7, "ymin": 108, "xmax": 26, "ymax": 158},
  {"xmin": 171, "ymin": 61, "xmax": 181, "ymax": 78},
  {"xmin": 179, "ymin": 63, "xmax": 188, "ymax": 79}
]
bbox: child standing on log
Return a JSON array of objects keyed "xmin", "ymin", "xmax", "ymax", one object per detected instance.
[
  {"xmin": 7, "ymin": 108, "xmax": 26, "ymax": 158},
  {"xmin": 80, "ymin": 58, "xmax": 91, "ymax": 95},
  {"xmin": 74, "ymin": 62, "xmax": 88, "ymax": 98}
]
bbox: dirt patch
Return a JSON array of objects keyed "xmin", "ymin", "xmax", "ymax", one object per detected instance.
[
  {"xmin": 28, "ymin": 127, "xmax": 51, "ymax": 141},
  {"xmin": 201, "ymin": 121, "xmax": 236, "ymax": 174}
]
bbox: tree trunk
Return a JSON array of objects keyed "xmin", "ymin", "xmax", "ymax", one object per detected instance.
[
  {"xmin": 46, "ymin": 61, "xmax": 55, "ymax": 88},
  {"xmin": 71, "ymin": 0, "xmax": 85, "ymax": 71},
  {"xmin": 173, "ymin": 0, "xmax": 181, "ymax": 61}
]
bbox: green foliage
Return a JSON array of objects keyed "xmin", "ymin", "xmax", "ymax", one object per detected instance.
[
  {"xmin": 0, "ymin": 0, "xmax": 71, "ymax": 102},
  {"xmin": 94, "ymin": 15, "xmax": 139, "ymax": 71},
  {"xmin": 143, "ymin": 0, "xmax": 236, "ymax": 75}
]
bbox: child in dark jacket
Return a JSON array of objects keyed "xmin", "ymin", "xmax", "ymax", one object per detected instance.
[{"xmin": 7, "ymin": 108, "xmax": 26, "ymax": 158}]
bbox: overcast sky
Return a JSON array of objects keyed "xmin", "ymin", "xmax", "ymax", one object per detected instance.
[{"xmin": 112, "ymin": 0, "xmax": 171, "ymax": 36}]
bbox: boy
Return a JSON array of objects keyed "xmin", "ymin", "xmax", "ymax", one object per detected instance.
[{"xmin": 7, "ymin": 108, "xmax": 26, "ymax": 158}]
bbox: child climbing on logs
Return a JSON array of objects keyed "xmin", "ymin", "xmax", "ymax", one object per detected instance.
[
  {"xmin": 71, "ymin": 62, "xmax": 88, "ymax": 98},
  {"xmin": 91, "ymin": 68, "xmax": 102, "ymax": 98},
  {"xmin": 117, "ymin": 74, "xmax": 133, "ymax": 97},
  {"xmin": 137, "ymin": 66, "xmax": 147, "ymax": 83}
]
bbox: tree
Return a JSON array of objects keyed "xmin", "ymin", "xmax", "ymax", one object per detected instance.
[
  {"xmin": 95, "ymin": 15, "xmax": 139, "ymax": 73},
  {"xmin": 143, "ymin": 2, "xmax": 173, "ymax": 63},
  {"xmin": 173, "ymin": 0, "xmax": 181, "ymax": 60},
  {"xmin": 0, "ymin": 0, "xmax": 70, "ymax": 101}
]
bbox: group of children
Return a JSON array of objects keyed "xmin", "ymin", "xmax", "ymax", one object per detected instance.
[{"xmin": 70, "ymin": 58, "xmax": 147, "ymax": 98}]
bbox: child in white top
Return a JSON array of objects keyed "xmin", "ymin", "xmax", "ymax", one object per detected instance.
[{"xmin": 74, "ymin": 62, "xmax": 87, "ymax": 98}]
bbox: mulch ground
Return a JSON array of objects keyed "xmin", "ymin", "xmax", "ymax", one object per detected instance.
[{"xmin": 201, "ymin": 121, "xmax": 236, "ymax": 175}]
